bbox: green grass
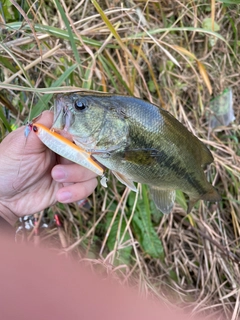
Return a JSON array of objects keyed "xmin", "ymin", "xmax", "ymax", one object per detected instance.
[{"xmin": 1, "ymin": 1, "xmax": 240, "ymax": 319}]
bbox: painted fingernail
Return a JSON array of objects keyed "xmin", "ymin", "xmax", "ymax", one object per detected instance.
[
  {"xmin": 58, "ymin": 191, "xmax": 72, "ymax": 202},
  {"xmin": 52, "ymin": 168, "xmax": 66, "ymax": 181}
]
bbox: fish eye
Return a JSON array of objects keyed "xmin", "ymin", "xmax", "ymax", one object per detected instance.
[
  {"xmin": 33, "ymin": 125, "xmax": 38, "ymax": 132},
  {"xmin": 74, "ymin": 99, "xmax": 88, "ymax": 111}
]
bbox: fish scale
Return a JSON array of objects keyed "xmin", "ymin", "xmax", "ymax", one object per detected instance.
[{"xmin": 52, "ymin": 92, "xmax": 221, "ymax": 214}]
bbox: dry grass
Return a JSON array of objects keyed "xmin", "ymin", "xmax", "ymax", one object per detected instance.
[{"xmin": 1, "ymin": 1, "xmax": 240, "ymax": 319}]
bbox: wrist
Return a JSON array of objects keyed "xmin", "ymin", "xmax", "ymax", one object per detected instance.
[{"xmin": 0, "ymin": 201, "xmax": 18, "ymax": 226}]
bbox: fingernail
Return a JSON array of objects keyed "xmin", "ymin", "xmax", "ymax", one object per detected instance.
[
  {"xmin": 52, "ymin": 168, "xmax": 66, "ymax": 181},
  {"xmin": 58, "ymin": 191, "xmax": 72, "ymax": 202}
]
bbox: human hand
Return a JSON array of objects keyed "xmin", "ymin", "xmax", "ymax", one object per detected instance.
[{"xmin": 0, "ymin": 111, "xmax": 98, "ymax": 225}]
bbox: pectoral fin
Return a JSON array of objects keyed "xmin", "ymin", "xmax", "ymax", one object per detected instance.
[
  {"xmin": 112, "ymin": 171, "xmax": 137, "ymax": 192},
  {"xmin": 149, "ymin": 186, "xmax": 176, "ymax": 214}
]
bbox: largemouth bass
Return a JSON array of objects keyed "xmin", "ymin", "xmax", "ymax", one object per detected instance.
[{"xmin": 52, "ymin": 92, "xmax": 221, "ymax": 214}]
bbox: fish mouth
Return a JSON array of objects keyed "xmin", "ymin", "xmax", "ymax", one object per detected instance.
[
  {"xmin": 52, "ymin": 95, "xmax": 66, "ymax": 130},
  {"xmin": 53, "ymin": 94, "xmax": 74, "ymax": 132},
  {"xmin": 63, "ymin": 108, "xmax": 73, "ymax": 132}
]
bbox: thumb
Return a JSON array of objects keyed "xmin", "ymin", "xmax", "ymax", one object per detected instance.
[
  {"xmin": 20, "ymin": 111, "xmax": 54, "ymax": 154},
  {"xmin": 36, "ymin": 110, "xmax": 54, "ymax": 128}
]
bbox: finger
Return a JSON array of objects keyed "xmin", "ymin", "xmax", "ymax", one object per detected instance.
[
  {"xmin": 2, "ymin": 125, "xmax": 47, "ymax": 156},
  {"xmin": 52, "ymin": 164, "xmax": 97, "ymax": 183},
  {"xmin": 56, "ymin": 178, "xmax": 98, "ymax": 203},
  {"xmin": 2, "ymin": 127, "xmax": 29, "ymax": 154},
  {"xmin": 36, "ymin": 110, "xmax": 54, "ymax": 128},
  {"xmin": 21, "ymin": 111, "xmax": 55, "ymax": 153}
]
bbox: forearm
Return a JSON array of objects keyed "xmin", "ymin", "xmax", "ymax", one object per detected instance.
[{"xmin": 0, "ymin": 201, "xmax": 18, "ymax": 226}]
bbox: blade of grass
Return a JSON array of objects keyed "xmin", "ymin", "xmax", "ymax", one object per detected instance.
[
  {"xmin": 142, "ymin": 27, "xmax": 181, "ymax": 69},
  {"xmin": 127, "ymin": 26, "xmax": 225, "ymax": 40},
  {"xmin": 0, "ymin": 83, "xmax": 102, "ymax": 93},
  {"xmin": 197, "ymin": 60, "xmax": 212, "ymax": 95},
  {"xmin": 53, "ymin": 0, "xmax": 81, "ymax": 68},
  {"xmin": 91, "ymin": 0, "xmax": 151, "ymax": 97},
  {"xmin": 97, "ymin": 55, "xmax": 119, "ymax": 92},
  {"xmin": 82, "ymin": 61, "xmax": 94, "ymax": 89},
  {"xmin": 0, "ymin": 93, "xmax": 24, "ymax": 121},
  {"xmin": 0, "ymin": 42, "xmax": 51, "ymax": 113},
  {"xmin": 0, "ymin": 107, "xmax": 12, "ymax": 132},
  {"xmin": 173, "ymin": 45, "xmax": 212, "ymax": 94},
  {"xmin": 30, "ymin": 63, "xmax": 78, "ymax": 118},
  {"xmin": 129, "ymin": 185, "xmax": 164, "ymax": 259},
  {"xmin": 211, "ymin": 0, "xmax": 216, "ymax": 32},
  {"xmin": 3, "ymin": 44, "xmax": 62, "ymax": 84},
  {"xmin": 100, "ymin": 53, "xmax": 134, "ymax": 95},
  {"xmin": 9, "ymin": 0, "xmax": 42, "ymax": 56},
  {"xmin": 0, "ymin": 56, "xmax": 18, "ymax": 73},
  {"xmin": 106, "ymin": 210, "xmax": 132, "ymax": 266},
  {"xmin": 0, "ymin": 42, "xmax": 34, "ymax": 87},
  {"xmin": 131, "ymin": 44, "xmax": 164, "ymax": 105},
  {"xmin": 127, "ymin": 26, "xmax": 239, "ymax": 63},
  {"xmin": 5, "ymin": 22, "xmax": 114, "ymax": 48}
]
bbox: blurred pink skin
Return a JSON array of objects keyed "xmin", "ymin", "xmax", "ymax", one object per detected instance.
[
  {"xmin": 0, "ymin": 111, "xmax": 97, "ymax": 225},
  {"xmin": 0, "ymin": 237, "xmax": 198, "ymax": 320}
]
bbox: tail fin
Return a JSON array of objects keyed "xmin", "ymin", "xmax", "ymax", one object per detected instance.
[
  {"xmin": 202, "ymin": 187, "xmax": 221, "ymax": 201},
  {"xmin": 187, "ymin": 187, "xmax": 221, "ymax": 213}
]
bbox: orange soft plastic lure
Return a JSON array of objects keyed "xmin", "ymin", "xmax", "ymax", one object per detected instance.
[{"xmin": 30, "ymin": 123, "xmax": 104, "ymax": 176}]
